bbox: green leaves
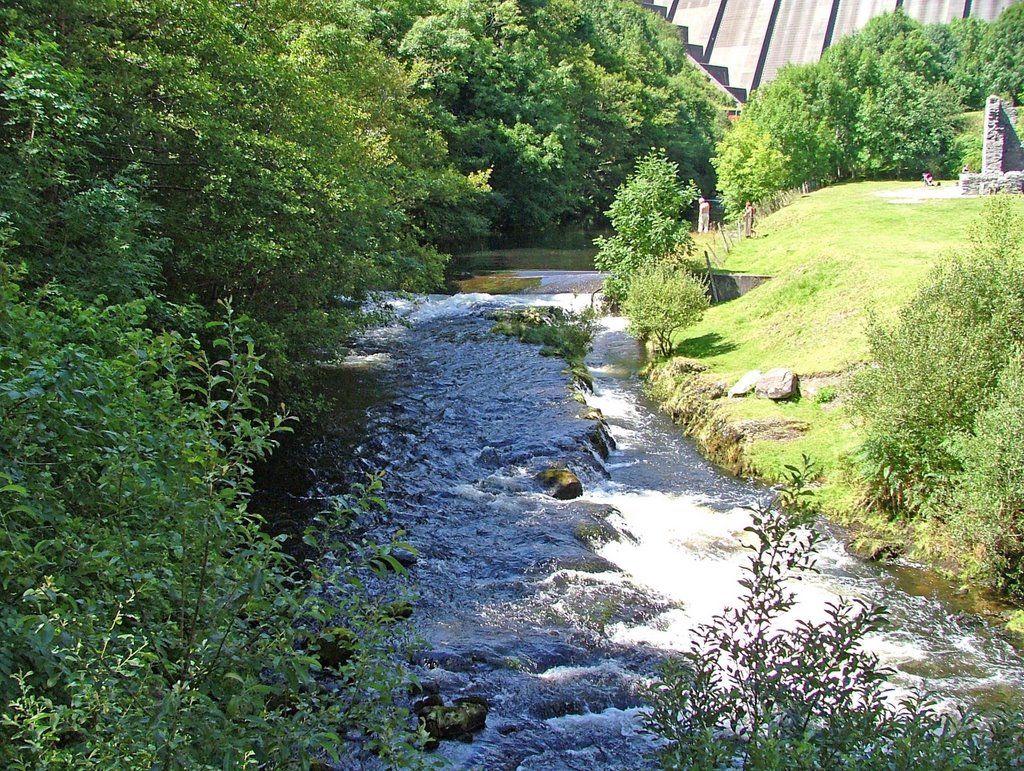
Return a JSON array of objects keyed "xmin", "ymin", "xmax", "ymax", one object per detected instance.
[
  {"xmin": 594, "ymin": 151, "xmax": 696, "ymax": 302},
  {"xmin": 646, "ymin": 456, "xmax": 1024, "ymax": 769},
  {"xmin": 0, "ymin": 281, "xmax": 428, "ymax": 767},
  {"xmin": 622, "ymin": 263, "xmax": 708, "ymax": 357}
]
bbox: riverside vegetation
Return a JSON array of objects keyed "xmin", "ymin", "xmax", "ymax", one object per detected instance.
[
  {"xmin": 0, "ymin": 0, "xmax": 726, "ymax": 765},
  {"xmin": 4, "ymin": 0, "xmax": 1024, "ymax": 766},
  {"xmin": 637, "ymin": 183, "xmax": 1024, "ymax": 612}
]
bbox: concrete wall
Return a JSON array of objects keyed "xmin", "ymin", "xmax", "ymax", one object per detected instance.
[
  {"xmin": 709, "ymin": 273, "xmax": 772, "ymax": 303},
  {"xmin": 657, "ymin": 0, "xmax": 1020, "ymax": 100}
]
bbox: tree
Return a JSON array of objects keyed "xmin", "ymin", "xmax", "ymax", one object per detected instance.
[
  {"xmin": 925, "ymin": 17, "xmax": 989, "ymax": 109},
  {"xmin": 712, "ymin": 121, "xmax": 790, "ymax": 215},
  {"xmin": 593, "ymin": 151, "xmax": 696, "ymax": 301},
  {"xmin": 743, "ymin": 64, "xmax": 840, "ymax": 188},
  {"xmin": 621, "ymin": 264, "xmax": 708, "ymax": 357},
  {"xmin": 983, "ymin": 3, "xmax": 1024, "ymax": 103},
  {"xmin": 855, "ymin": 71, "xmax": 960, "ymax": 176}
]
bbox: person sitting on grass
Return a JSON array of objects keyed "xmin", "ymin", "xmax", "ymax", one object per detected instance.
[{"xmin": 922, "ymin": 170, "xmax": 935, "ymax": 186}]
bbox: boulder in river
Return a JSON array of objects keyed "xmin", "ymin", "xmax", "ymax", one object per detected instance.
[
  {"xmin": 755, "ymin": 368, "xmax": 799, "ymax": 400},
  {"xmin": 418, "ymin": 697, "xmax": 489, "ymax": 747},
  {"xmin": 728, "ymin": 369, "xmax": 762, "ymax": 397},
  {"xmin": 536, "ymin": 464, "xmax": 583, "ymax": 499}
]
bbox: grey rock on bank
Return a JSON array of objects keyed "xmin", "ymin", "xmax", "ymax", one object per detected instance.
[
  {"xmin": 756, "ymin": 368, "xmax": 799, "ymax": 400},
  {"xmin": 728, "ymin": 370, "xmax": 762, "ymax": 398}
]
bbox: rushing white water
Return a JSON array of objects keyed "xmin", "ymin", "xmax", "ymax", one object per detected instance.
[{"xmin": 581, "ymin": 312, "xmax": 1024, "ymax": 707}]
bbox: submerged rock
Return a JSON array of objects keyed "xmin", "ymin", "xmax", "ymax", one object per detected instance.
[
  {"xmin": 573, "ymin": 517, "xmax": 621, "ymax": 548},
  {"xmin": 419, "ymin": 697, "xmax": 489, "ymax": 747},
  {"xmin": 536, "ymin": 465, "xmax": 583, "ymax": 499}
]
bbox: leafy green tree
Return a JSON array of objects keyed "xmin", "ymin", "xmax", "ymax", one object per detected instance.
[
  {"xmin": 925, "ymin": 17, "xmax": 989, "ymax": 109},
  {"xmin": 742, "ymin": 64, "xmax": 841, "ymax": 188},
  {"xmin": 855, "ymin": 72, "xmax": 960, "ymax": 176},
  {"xmin": 712, "ymin": 121, "xmax": 790, "ymax": 215},
  {"xmin": 983, "ymin": 2, "xmax": 1024, "ymax": 103},
  {"xmin": 594, "ymin": 152, "xmax": 696, "ymax": 301},
  {"xmin": 621, "ymin": 264, "xmax": 708, "ymax": 357}
]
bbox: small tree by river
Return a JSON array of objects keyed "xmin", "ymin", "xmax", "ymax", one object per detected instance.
[
  {"xmin": 594, "ymin": 152, "xmax": 697, "ymax": 303},
  {"xmin": 622, "ymin": 264, "xmax": 708, "ymax": 357}
]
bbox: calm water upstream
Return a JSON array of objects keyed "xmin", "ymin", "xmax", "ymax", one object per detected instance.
[{"xmin": 260, "ymin": 285, "xmax": 1024, "ymax": 769}]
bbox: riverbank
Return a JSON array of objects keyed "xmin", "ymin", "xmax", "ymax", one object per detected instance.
[{"xmin": 646, "ymin": 181, "xmax": 1024, "ymax": 627}]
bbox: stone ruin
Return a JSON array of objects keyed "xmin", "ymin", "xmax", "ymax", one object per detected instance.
[{"xmin": 961, "ymin": 95, "xmax": 1024, "ymax": 195}]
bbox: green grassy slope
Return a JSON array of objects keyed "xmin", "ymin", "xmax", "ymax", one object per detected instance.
[{"xmin": 668, "ymin": 181, "xmax": 1024, "ymax": 499}]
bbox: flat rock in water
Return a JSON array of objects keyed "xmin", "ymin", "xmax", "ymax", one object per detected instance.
[{"xmin": 728, "ymin": 369, "xmax": 762, "ymax": 398}]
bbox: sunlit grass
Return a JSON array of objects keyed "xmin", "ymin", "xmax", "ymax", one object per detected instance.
[{"xmin": 668, "ymin": 181, "xmax": 1024, "ymax": 496}]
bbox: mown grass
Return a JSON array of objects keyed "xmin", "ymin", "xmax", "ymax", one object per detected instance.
[{"xmin": 666, "ymin": 182, "xmax": 1024, "ymax": 500}]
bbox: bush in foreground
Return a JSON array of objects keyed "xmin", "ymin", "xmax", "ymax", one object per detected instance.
[
  {"xmin": 646, "ymin": 458, "xmax": 1024, "ymax": 769},
  {"xmin": 0, "ymin": 268, "xmax": 427, "ymax": 768}
]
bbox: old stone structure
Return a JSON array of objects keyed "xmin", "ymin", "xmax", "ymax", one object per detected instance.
[{"xmin": 961, "ymin": 96, "xmax": 1024, "ymax": 195}]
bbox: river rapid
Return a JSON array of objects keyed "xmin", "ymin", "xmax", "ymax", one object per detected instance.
[{"xmin": 259, "ymin": 286, "xmax": 1024, "ymax": 769}]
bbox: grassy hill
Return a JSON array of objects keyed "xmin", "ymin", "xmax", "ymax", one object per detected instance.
[{"xmin": 661, "ymin": 181, "xmax": 1024, "ymax": 511}]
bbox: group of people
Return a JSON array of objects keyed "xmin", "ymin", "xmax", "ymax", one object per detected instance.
[{"xmin": 696, "ymin": 195, "xmax": 756, "ymax": 237}]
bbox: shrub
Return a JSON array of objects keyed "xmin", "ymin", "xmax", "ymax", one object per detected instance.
[
  {"xmin": 0, "ymin": 271, "xmax": 428, "ymax": 768},
  {"xmin": 851, "ymin": 197, "xmax": 1024, "ymax": 515},
  {"xmin": 813, "ymin": 385, "xmax": 837, "ymax": 404},
  {"xmin": 621, "ymin": 264, "xmax": 708, "ymax": 357},
  {"xmin": 948, "ymin": 352, "xmax": 1024, "ymax": 598},
  {"xmin": 646, "ymin": 458, "xmax": 1024, "ymax": 769}
]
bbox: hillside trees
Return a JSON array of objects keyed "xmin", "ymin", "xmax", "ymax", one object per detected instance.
[
  {"xmin": 1, "ymin": 0, "xmax": 486, "ymax": 382},
  {"xmin": 714, "ymin": 10, "xmax": 973, "ymax": 213},
  {"xmin": 399, "ymin": 0, "xmax": 722, "ymax": 231},
  {"xmin": 983, "ymin": 2, "xmax": 1024, "ymax": 104}
]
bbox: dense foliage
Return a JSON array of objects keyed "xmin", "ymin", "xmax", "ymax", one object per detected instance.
[
  {"xmin": 402, "ymin": 0, "xmax": 723, "ymax": 231},
  {"xmin": 0, "ymin": 0, "xmax": 721, "ymax": 383},
  {"xmin": 622, "ymin": 263, "xmax": 708, "ymax": 357},
  {"xmin": 0, "ymin": 268, "xmax": 425, "ymax": 767},
  {"xmin": 714, "ymin": 7, "xmax": 1024, "ymax": 213},
  {"xmin": 647, "ymin": 460, "xmax": 1024, "ymax": 768},
  {"xmin": 852, "ymin": 198, "xmax": 1024, "ymax": 596},
  {"xmin": 594, "ymin": 152, "xmax": 697, "ymax": 302},
  {"xmin": 0, "ymin": 1, "xmax": 724, "ymax": 760}
]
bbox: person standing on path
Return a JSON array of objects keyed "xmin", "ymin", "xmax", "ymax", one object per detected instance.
[
  {"xmin": 698, "ymin": 195, "xmax": 711, "ymax": 233},
  {"xmin": 744, "ymin": 201, "xmax": 756, "ymax": 237}
]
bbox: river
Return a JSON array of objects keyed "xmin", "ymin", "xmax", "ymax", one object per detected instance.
[{"xmin": 257, "ymin": 281, "xmax": 1024, "ymax": 769}]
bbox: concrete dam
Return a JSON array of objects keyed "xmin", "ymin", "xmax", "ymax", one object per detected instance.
[{"xmin": 640, "ymin": 0, "xmax": 1020, "ymax": 102}]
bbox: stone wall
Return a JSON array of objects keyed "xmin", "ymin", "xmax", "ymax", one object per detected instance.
[
  {"xmin": 709, "ymin": 273, "xmax": 771, "ymax": 303},
  {"xmin": 962, "ymin": 96, "xmax": 1024, "ymax": 195},
  {"xmin": 961, "ymin": 171, "xmax": 1024, "ymax": 196},
  {"xmin": 982, "ymin": 95, "xmax": 1022, "ymax": 175}
]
